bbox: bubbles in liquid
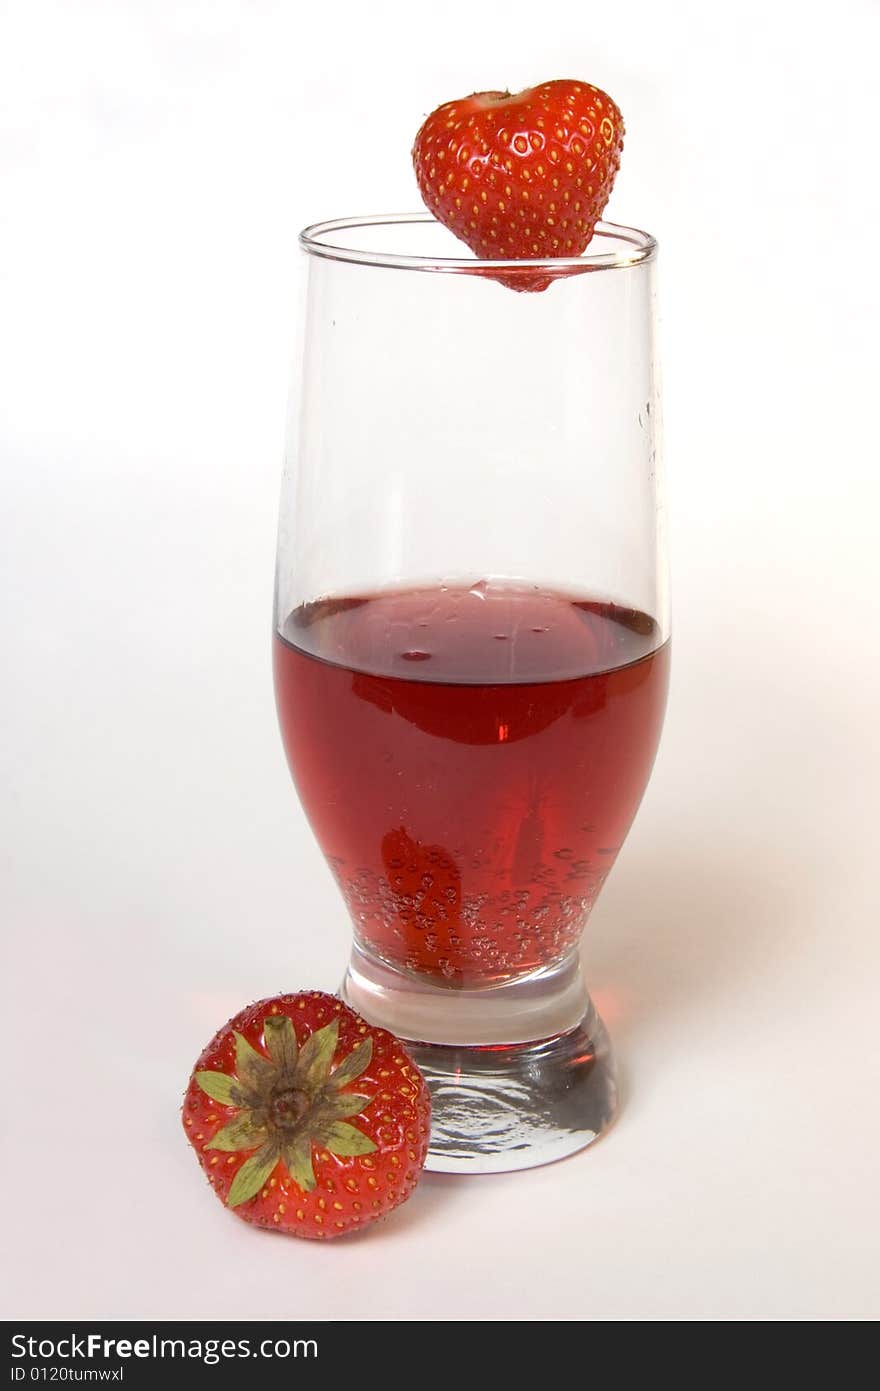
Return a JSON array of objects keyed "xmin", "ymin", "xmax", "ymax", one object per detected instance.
[{"xmin": 278, "ymin": 582, "xmax": 667, "ymax": 985}]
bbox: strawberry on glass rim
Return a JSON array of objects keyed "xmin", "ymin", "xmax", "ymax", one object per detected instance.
[
  {"xmin": 412, "ymin": 79, "xmax": 624, "ymax": 290},
  {"xmin": 182, "ymin": 991, "xmax": 431, "ymax": 1239}
]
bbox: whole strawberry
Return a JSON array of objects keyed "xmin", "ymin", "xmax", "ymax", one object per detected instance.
[
  {"xmin": 412, "ymin": 79, "xmax": 624, "ymax": 289},
  {"xmin": 182, "ymin": 991, "xmax": 430, "ymax": 1239}
]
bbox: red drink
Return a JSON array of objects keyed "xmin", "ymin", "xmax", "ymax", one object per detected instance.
[{"xmin": 274, "ymin": 582, "xmax": 668, "ymax": 986}]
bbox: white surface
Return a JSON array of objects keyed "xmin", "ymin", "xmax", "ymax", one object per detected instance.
[{"xmin": 2, "ymin": 0, "xmax": 879, "ymax": 1322}]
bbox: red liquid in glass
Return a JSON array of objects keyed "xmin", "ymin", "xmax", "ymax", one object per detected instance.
[{"xmin": 274, "ymin": 583, "xmax": 669, "ymax": 986}]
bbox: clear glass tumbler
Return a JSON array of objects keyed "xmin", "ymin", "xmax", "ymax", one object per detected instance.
[{"xmin": 273, "ymin": 214, "xmax": 668, "ymax": 1172}]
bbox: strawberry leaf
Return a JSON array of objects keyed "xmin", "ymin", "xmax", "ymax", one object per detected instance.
[
  {"xmin": 328, "ymin": 1037, "xmax": 373, "ymax": 1090},
  {"xmin": 283, "ymin": 1136, "xmax": 316, "ymax": 1193},
  {"xmin": 294, "ymin": 1018, "xmax": 339, "ymax": 1093},
  {"xmin": 315, "ymin": 1092, "xmax": 373, "ymax": 1122},
  {"xmin": 226, "ymin": 1143, "xmax": 278, "ymax": 1208},
  {"xmin": 194, "ymin": 1071, "xmax": 241, "ymax": 1106},
  {"xmin": 322, "ymin": 1121, "xmax": 377, "ymax": 1158},
  {"xmin": 263, "ymin": 1015, "xmax": 298, "ymax": 1073},
  {"xmin": 206, "ymin": 1113, "xmax": 267, "ymax": 1153},
  {"xmin": 233, "ymin": 1031, "xmax": 274, "ymax": 1094}
]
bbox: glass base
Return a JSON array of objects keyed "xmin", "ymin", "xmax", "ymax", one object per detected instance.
[{"xmin": 340, "ymin": 943, "xmax": 617, "ymax": 1174}]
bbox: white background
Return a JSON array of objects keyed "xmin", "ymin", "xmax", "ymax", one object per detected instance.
[{"xmin": 3, "ymin": 0, "xmax": 879, "ymax": 1322}]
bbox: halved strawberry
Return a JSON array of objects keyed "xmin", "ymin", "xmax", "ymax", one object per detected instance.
[{"xmin": 182, "ymin": 991, "xmax": 430, "ymax": 1239}]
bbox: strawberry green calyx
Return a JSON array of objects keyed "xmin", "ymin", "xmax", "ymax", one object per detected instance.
[
  {"xmin": 183, "ymin": 991, "xmax": 433, "ymax": 1240},
  {"xmin": 195, "ymin": 1015, "xmax": 376, "ymax": 1207}
]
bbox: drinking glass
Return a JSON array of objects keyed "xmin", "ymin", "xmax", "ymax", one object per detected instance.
[{"xmin": 274, "ymin": 214, "xmax": 668, "ymax": 1172}]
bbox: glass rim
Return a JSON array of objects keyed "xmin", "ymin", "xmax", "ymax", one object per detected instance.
[{"xmin": 299, "ymin": 213, "xmax": 657, "ymax": 274}]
